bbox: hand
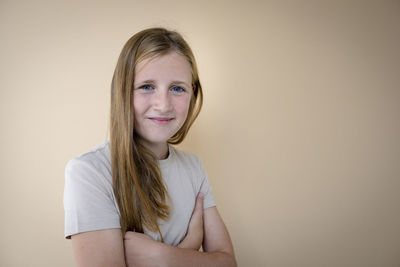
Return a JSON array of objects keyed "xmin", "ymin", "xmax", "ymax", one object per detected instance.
[
  {"xmin": 124, "ymin": 231, "xmax": 165, "ymax": 267},
  {"xmin": 178, "ymin": 192, "xmax": 204, "ymax": 250}
]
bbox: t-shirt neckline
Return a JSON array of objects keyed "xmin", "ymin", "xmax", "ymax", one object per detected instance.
[{"xmin": 158, "ymin": 144, "xmax": 175, "ymax": 169}]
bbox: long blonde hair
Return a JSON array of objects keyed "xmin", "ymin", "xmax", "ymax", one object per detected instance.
[{"xmin": 110, "ymin": 28, "xmax": 203, "ymax": 240}]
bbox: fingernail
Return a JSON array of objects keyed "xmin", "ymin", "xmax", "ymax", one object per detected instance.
[{"xmin": 198, "ymin": 192, "xmax": 204, "ymax": 198}]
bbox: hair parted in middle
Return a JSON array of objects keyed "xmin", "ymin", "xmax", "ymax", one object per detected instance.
[{"xmin": 109, "ymin": 28, "xmax": 203, "ymax": 241}]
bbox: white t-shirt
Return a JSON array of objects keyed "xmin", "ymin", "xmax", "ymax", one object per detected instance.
[{"xmin": 63, "ymin": 141, "xmax": 216, "ymax": 246}]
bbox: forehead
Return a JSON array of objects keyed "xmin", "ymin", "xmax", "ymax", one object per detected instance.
[{"xmin": 134, "ymin": 52, "xmax": 192, "ymax": 84}]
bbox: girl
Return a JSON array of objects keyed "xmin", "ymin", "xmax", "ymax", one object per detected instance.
[{"xmin": 64, "ymin": 28, "xmax": 236, "ymax": 266}]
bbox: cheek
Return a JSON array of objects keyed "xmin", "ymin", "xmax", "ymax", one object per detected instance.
[
  {"xmin": 133, "ymin": 96, "xmax": 150, "ymax": 130},
  {"xmin": 174, "ymin": 96, "xmax": 191, "ymax": 116},
  {"xmin": 133, "ymin": 95, "xmax": 149, "ymax": 116}
]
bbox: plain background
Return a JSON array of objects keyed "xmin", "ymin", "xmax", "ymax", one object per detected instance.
[{"xmin": 1, "ymin": 0, "xmax": 399, "ymax": 266}]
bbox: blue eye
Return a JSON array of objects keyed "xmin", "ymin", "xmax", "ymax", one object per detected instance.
[
  {"xmin": 171, "ymin": 86, "xmax": 185, "ymax": 93},
  {"xmin": 140, "ymin": 84, "xmax": 153, "ymax": 90}
]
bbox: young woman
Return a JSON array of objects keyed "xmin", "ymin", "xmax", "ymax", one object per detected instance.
[{"xmin": 64, "ymin": 28, "xmax": 236, "ymax": 266}]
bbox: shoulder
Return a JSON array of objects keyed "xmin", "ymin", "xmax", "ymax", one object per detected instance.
[
  {"xmin": 65, "ymin": 141, "xmax": 112, "ymax": 186},
  {"xmin": 66, "ymin": 141, "xmax": 110, "ymax": 170},
  {"xmin": 169, "ymin": 145, "xmax": 203, "ymax": 167},
  {"xmin": 64, "ymin": 141, "xmax": 120, "ymax": 239},
  {"xmin": 170, "ymin": 146, "xmax": 201, "ymax": 164}
]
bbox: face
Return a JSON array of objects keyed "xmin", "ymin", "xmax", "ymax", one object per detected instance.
[{"xmin": 133, "ymin": 51, "xmax": 193, "ymax": 149}]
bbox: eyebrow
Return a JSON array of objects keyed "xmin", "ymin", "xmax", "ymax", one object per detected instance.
[
  {"xmin": 137, "ymin": 79, "xmax": 156, "ymax": 84},
  {"xmin": 136, "ymin": 79, "xmax": 190, "ymax": 87}
]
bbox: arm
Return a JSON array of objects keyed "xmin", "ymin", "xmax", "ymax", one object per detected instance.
[
  {"xmin": 65, "ymin": 158, "xmax": 127, "ymax": 267},
  {"xmin": 162, "ymin": 207, "xmax": 237, "ymax": 267},
  {"xmin": 68, "ymin": 194, "xmax": 209, "ymax": 267},
  {"xmin": 177, "ymin": 192, "xmax": 205, "ymax": 250},
  {"xmin": 124, "ymin": 196, "xmax": 237, "ymax": 267},
  {"xmin": 71, "ymin": 229, "xmax": 126, "ymax": 267}
]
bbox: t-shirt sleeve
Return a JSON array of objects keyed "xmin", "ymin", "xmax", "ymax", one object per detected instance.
[
  {"xmin": 63, "ymin": 158, "xmax": 120, "ymax": 239},
  {"xmin": 198, "ymin": 158, "xmax": 217, "ymax": 210}
]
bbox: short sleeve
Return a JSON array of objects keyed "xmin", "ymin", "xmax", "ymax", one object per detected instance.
[
  {"xmin": 63, "ymin": 158, "xmax": 120, "ymax": 239},
  {"xmin": 198, "ymin": 158, "xmax": 216, "ymax": 210}
]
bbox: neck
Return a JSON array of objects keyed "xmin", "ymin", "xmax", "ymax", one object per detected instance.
[{"xmin": 142, "ymin": 140, "xmax": 169, "ymax": 160}]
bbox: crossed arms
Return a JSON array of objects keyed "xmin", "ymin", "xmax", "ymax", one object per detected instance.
[{"xmin": 71, "ymin": 194, "xmax": 237, "ymax": 267}]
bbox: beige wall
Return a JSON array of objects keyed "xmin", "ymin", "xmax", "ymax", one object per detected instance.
[{"xmin": 1, "ymin": 0, "xmax": 399, "ymax": 266}]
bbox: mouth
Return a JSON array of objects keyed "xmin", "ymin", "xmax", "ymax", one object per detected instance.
[{"xmin": 148, "ymin": 117, "xmax": 174, "ymax": 125}]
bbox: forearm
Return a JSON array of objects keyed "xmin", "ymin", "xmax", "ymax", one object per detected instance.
[
  {"xmin": 124, "ymin": 204, "xmax": 237, "ymax": 267},
  {"xmin": 160, "ymin": 245, "xmax": 237, "ymax": 267}
]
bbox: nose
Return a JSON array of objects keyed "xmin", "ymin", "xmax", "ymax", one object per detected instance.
[{"xmin": 153, "ymin": 89, "xmax": 173, "ymax": 113}]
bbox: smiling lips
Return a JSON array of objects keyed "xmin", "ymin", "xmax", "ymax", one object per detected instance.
[{"xmin": 148, "ymin": 117, "xmax": 174, "ymax": 125}]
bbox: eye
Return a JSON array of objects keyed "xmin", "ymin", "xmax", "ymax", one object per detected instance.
[
  {"xmin": 139, "ymin": 84, "xmax": 154, "ymax": 91},
  {"xmin": 171, "ymin": 86, "xmax": 185, "ymax": 93}
]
